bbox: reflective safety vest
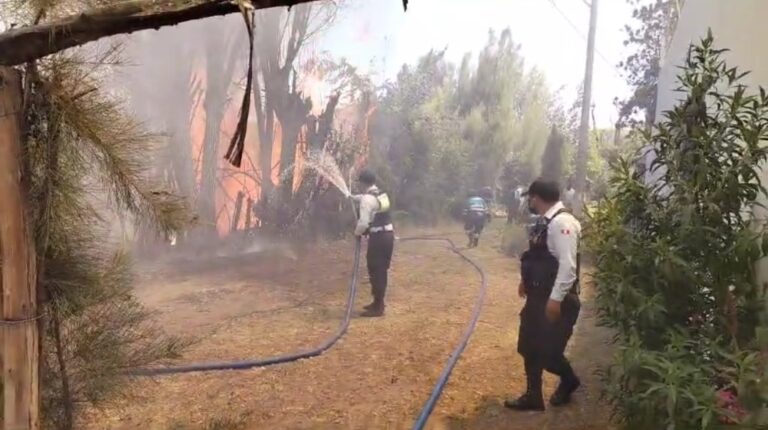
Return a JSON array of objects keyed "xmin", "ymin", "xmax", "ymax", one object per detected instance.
[
  {"xmin": 521, "ymin": 209, "xmax": 580, "ymax": 299},
  {"xmin": 467, "ymin": 196, "xmax": 487, "ymax": 213},
  {"xmin": 368, "ymin": 188, "xmax": 393, "ymax": 228}
]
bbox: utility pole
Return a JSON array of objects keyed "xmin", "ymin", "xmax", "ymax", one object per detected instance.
[
  {"xmin": 574, "ymin": 0, "xmax": 598, "ymax": 216},
  {"xmin": 0, "ymin": 66, "xmax": 40, "ymax": 430}
]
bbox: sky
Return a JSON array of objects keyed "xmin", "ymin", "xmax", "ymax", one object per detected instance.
[{"xmin": 316, "ymin": 0, "xmax": 636, "ymax": 128}]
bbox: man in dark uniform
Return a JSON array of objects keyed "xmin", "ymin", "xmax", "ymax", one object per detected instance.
[
  {"xmin": 463, "ymin": 190, "xmax": 490, "ymax": 248},
  {"xmin": 506, "ymin": 178, "xmax": 582, "ymax": 411},
  {"xmin": 351, "ymin": 169, "xmax": 395, "ymax": 318}
]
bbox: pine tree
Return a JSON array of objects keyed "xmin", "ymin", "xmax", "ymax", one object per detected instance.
[
  {"xmin": 14, "ymin": 45, "xmax": 191, "ymax": 430},
  {"xmin": 540, "ymin": 126, "xmax": 564, "ymax": 184},
  {"xmin": 617, "ymin": 0, "xmax": 684, "ymax": 128}
]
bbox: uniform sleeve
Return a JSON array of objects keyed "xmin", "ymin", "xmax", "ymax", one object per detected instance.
[
  {"xmin": 547, "ymin": 217, "xmax": 580, "ymax": 302},
  {"xmin": 354, "ymin": 195, "xmax": 377, "ymax": 236}
]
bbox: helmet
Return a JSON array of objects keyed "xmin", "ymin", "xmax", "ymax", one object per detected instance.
[{"xmin": 357, "ymin": 169, "xmax": 376, "ymax": 186}]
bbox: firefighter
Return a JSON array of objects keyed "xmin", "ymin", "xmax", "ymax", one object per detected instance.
[
  {"xmin": 464, "ymin": 190, "xmax": 490, "ymax": 248},
  {"xmin": 350, "ymin": 169, "xmax": 395, "ymax": 317},
  {"xmin": 505, "ymin": 178, "xmax": 582, "ymax": 411}
]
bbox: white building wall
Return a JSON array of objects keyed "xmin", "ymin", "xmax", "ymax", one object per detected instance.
[{"xmin": 656, "ymin": 0, "xmax": 768, "ymax": 117}]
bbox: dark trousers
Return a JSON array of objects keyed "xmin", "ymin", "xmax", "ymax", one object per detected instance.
[
  {"xmin": 367, "ymin": 231, "xmax": 395, "ymax": 305},
  {"xmin": 464, "ymin": 213, "xmax": 486, "ymax": 235},
  {"xmin": 518, "ymin": 293, "xmax": 580, "ymax": 394}
]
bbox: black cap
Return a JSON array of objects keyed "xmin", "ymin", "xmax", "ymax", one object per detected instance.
[
  {"xmin": 358, "ymin": 169, "xmax": 376, "ymax": 186},
  {"xmin": 526, "ymin": 178, "xmax": 560, "ymax": 203}
]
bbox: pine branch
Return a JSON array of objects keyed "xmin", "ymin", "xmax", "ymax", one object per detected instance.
[{"xmin": 0, "ymin": 0, "xmax": 319, "ymax": 66}]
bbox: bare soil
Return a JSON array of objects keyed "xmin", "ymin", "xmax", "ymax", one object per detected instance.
[{"xmin": 83, "ymin": 227, "xmax": 615, "ymax": 430}]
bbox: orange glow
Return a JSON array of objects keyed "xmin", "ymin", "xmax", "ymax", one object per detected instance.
[
  {"xmin": 188, "ymin": 57, "xmax": 373, "ymax": 237},
  {"xmin": 190, "ymin": 70, "xmax": 261, "ymax": 237}
]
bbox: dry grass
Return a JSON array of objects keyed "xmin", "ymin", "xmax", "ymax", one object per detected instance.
[{"xmin": 82, "ymin": 226, "xmax": 615, "ymax": 430}]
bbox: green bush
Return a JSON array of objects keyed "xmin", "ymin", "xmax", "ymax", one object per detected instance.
[{"xmin": 587, "ymin": 32, "xmax": 768, "ymax": 429}]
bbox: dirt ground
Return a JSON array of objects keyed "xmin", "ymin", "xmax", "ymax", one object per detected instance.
[{"xmin": 84, "ymin": 226, "xmax": 615, "ymax": 430}]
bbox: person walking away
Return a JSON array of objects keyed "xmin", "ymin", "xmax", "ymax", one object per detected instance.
[
  {"xmin": 463, "ymin": 191, "xmax": 489, "ymax": 248},
  {"xmin": 350, "ymin": 169, "xmax": 395, "ymax": 317},
  {"xmin": 506, "ymin": 178, "xmax": 582, "ymax": 411}
]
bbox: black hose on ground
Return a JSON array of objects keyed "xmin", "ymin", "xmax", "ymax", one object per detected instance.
[
  {"xmin": 397, "ymin": 236, "xmax": 487, "ymax": 430},
  {"xmin": 128, "ymin": 237, "xmax": 362, "ymax": 376},
  {"xmin": 129, "ymin": 232, "xmax": 488, "ymax": 430}
]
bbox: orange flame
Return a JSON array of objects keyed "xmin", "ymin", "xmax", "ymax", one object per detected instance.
[{"xmin": 188, "ymin": 59, "xmax": 373, "ymax": 237}]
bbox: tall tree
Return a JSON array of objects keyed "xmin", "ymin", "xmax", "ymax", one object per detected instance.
[
  {"xmin": 540, "ymin": 126, "xmax": 564, "ymax": 183},
  {"xmin": 251, "ymin": 3, "xmax": 338, "ymax": 202},
  {"xmin": 370, "ymin": 29, "xmax": 558, "ymax": 223},
  {"xmin": 617, "ymin": 0, "xmax": 684, "ymax": 128},
  {"xmin": 198, "ymin": 17, "xmax": 246, "ymax": 235},
  {"xmin": 458, "ymin": 29, "xmax": 552, "ymax": 186},
  {"xmin": 123, "ymin": 27, "xmax": 199, "ymax": 202}
]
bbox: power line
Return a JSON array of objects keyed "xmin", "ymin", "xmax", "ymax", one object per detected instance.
[{"xmin": 545, "ymin": 0, "xmax": 622, "ymax": 78}]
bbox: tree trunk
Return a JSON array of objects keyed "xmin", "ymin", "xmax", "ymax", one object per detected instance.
[
  {"xmin": 231, "ymin": 191, "xmax": 245, "ymax": 233},
  {"xmin": 0, "ymin": 0, "xmax": 317, "ymax": 66},
  {"xmin": 0, "ymin": 66, "xmax": 40, "ymax": 430},
  {"xmin": 244, "ymin": 197, "xmax": 253, "ymax": 229},
  {"xmin": 253, "ymin": 9, "xmax": 283, "ymax": 201},
  {"xmin": 168, "ymin": 104, "xmax": 195, "ymax": 201},
  {"xmin": 197, "ymin": 96, "xmax": 225, "ymax": 234},
  {"xmin": 258, "ymin": 107, "xmax": 275, "ymax": 198},
  {"xmin": 197, "ymin": 52, "xmax": 228, "ymax": 234},
  {"xmin": 51, "ymin": 311, "xmax": 72, "ymax": 430},
  {"xmin": 279, "ymin": 120, "xmax": 303, "ymax": 201}
]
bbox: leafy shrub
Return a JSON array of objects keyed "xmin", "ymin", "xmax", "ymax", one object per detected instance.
[{"xmin": 587, "ymin": 31, "xmax": 768, "ymax": 429}]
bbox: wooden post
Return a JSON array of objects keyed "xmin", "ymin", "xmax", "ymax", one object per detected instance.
[
  {"xmin": 0, "ymin": 66, "xmax": 39, "ymax": 430},
  {"xmin": 573, "ymin": 0, "xmax": 598, "ymax": 216}
]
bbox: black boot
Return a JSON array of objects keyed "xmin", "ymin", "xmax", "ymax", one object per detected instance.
[
  {"xmin": 363, "ymin": 301, "xmax": 376, "ymax": 310},
  {"xmin": 550, "ymin": 376, "xmax": 581, "ymax": 406},
  {"xmin": 504, "ymin": 391, "xmax": 545, "ymax": 411},
  {"xmin": 507, "ymin": 358, "xmax": 545, "ymax": 411},
  {"xmin": 360, "ymin": 300, "xmax": 384, "ymax": 317}
]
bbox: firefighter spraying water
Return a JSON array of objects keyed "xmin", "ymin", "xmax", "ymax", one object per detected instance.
[{"xmin": 300, "ymin": 155, "xmax": 395, "ymax": 318}]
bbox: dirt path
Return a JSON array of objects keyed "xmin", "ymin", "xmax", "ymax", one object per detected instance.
[{"xmin": 85, "ymin": 228, "xmax": 614, "ymax": 430}]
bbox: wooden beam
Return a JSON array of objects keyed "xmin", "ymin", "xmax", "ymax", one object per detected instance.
[
  {"xmin": 0, "ymin": 66, "xmax": 40, "ymax": 430},
  {"xmin": 0, "ymin": 0, "xmax": 318, "ymax": 66}
]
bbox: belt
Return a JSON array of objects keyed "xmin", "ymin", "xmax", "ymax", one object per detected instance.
[{"xmin": 369, "ymin": 224, "xmax": 394, "ymax": 233}]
